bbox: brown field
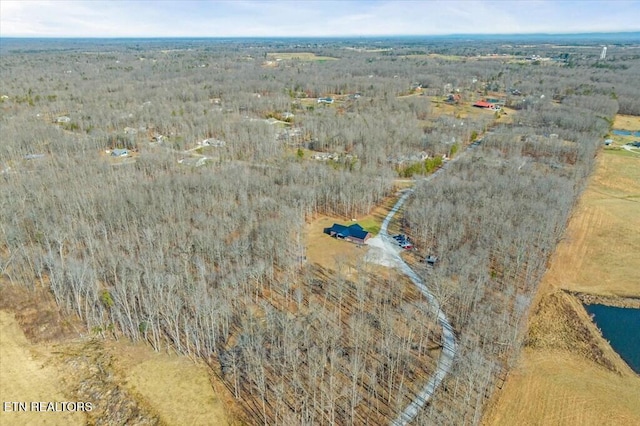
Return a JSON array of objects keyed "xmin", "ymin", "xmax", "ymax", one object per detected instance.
[
  {"xmin": 0, "ymin": 310, "xmax": 86, "ymax": 426},
  {"xmin": 483, "ymin": 127, "xmax": 640, "ymax": 425},
  {"xmin": 613, "ymin": 114, "xmax": 640, "ymax": 131},
  {"xmin": 266, "ymin": 52, "xmax": 338, "ymax": 61},
  {"xmin": 542, "ymin": 150, "xmax": 640, "ymax": 297},
  {"xmin": 107, "ymin": 340, "xmax": 232, "ymax": 426},
  {"xmin": 487, "ymin": 347, "xmax": 640, "ymax": 426}
]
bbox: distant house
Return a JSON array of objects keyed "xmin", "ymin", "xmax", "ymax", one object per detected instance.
[
  {"xmin": 199, "ymin": 138, "xmax": 226, "ymax": 147},
  {"xmin": 324, "ymin": 223, "xmax": 371, "ymax": 244},
  {"xmin": 317, "ymin": 97, "xmax": 334, "ymax": 104},
  {"xmin": 111, "ymin": 149, "xmax": 129, "ymax": 157},
  {"xmin": 24, "ymin": 153, "xmax": 45, "ymax": 160},
  {"xmin": 473, "ymin": 100, "xmax": 500, "ymax": 110},
  {"xmin": 445, "ymin": 94, "xmax": 461, "ymax": 104}
]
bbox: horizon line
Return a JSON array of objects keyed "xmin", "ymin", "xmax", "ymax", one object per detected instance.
[{"xmin": 2, "ymin": 31, "xmax": 639, "ymax": 40}]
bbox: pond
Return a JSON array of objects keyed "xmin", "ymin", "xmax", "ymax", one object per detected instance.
[
  {"xmin": 584, "ymin": 304, "xmax": 640, "ymax": 374},
  {"xmin": 612, "ymin": 129, "xmax": 640, "ymax": 137}
]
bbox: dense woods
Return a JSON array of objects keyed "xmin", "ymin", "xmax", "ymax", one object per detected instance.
[{"xmin": 1, "ymin": 35, "xmax": 638, "ymax": 424}]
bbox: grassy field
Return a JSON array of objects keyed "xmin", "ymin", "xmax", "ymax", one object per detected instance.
[
  {"xmin": 266, "ymin": 52, "xmax": 338, "ymax": 61},
  {"xmin": 108, "ymin": 340, "xmax": 232, "ymax": 426},
  {"xmin": 542, "ymin": 149, "xmax": 640, "ymax": 297},
  {"xmin": 483, "ymin": 122, "xmax": 640, "ymax": 425},
  {"xmin": 613, "ymin": 114, "xmax": 640, "ymax": 131}
]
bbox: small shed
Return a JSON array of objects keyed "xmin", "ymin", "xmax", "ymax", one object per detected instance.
[
  {"xmin": 426, "ymin": 255, "xmax": 439, "ymax": 266},
  {"xmin": 111, "ymin": 149, "xmax": 129, "ymax": 157}
]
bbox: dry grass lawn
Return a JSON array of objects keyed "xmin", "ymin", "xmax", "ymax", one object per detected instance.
[
  {"xmin": 428, "ymin": 97, "xmax": 501, "ymax": 121},
  {"xmin": 107, "ymin": 340, "xmax": 232, "ymax": 426},
  {"xmin": 483, "ymin": 131, "xmax": 640, "ymax": 426},
  {"xmin": 304, "ymin": 194, "xmax": 404, "ymax": 273},
  {"xmin": 0, "ymin": 311, "xmax": 86, "ymax": 426}
]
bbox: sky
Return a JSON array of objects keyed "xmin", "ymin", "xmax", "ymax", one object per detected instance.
[{"xmin": 1, "ymin": 0, "xmax": 639, "ymax": 38}]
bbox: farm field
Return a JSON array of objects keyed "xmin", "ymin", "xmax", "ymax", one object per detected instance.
[
  {"xmin": 483, "ymin": 126, "xmax": 640, "ymax": 425},
  {"xmin": 613, "ymin": 114, "xmax": 640, "ymax": 132},
  {"xmin": 542, "ymin": 147, "xmax": 640, "ymax": 298},
  {"xmin": 266, "ymin": 52, "xmax": 338, "ymax": 61}
]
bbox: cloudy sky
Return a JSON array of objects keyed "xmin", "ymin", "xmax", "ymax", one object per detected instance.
[{"xmin": 1, "ymin": 0, "xmax": 639, "ymax": 38}]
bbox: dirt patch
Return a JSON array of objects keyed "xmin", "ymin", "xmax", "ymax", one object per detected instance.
[
  {"xmin": 566, "ymin": 290, "xmax": 640, "ymax": 309},
  {"xmin": 0, "ymin": 283, "xmax": 82, "ymax": 343}
]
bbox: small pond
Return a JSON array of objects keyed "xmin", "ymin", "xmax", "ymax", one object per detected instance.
[
  {"xmin": 584, "ymin": 304, "xmax": 640, "ymax": 374},
  {"xmin": 612, "ymin": 129, "xmax": 640, "ymax": 137}
]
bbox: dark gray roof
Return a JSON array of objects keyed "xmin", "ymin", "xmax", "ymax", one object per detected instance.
[{"xmin": 325, "ymin": 223, "xmax": 369, "ymax": 240}]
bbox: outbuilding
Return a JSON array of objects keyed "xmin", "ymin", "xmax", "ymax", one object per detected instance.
[{"xmin": 111, "ymin": 148, "xmax": 129, "ymax": 157}]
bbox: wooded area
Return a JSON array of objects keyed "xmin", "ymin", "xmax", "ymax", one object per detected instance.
[{"xmin": 1, "ymin": 36, "xmax": 638, "ymax": 424}]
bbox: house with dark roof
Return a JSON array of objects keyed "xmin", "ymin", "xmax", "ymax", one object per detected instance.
[{"xmin": 324, "ymin": 223, "xmax": 371, "ymax": 244}]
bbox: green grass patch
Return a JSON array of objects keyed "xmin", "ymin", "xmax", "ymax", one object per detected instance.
[
  {"xmin": 603, "ymin": 148, "xmax": 640, "ymax": 158},
  {"xmin": 357, "ymin": 218, "xmax": 381, "ymax": 236}
]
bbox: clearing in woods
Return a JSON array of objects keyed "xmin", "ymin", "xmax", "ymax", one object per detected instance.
[
  {"xmin": 304, "ymin": 193, "xmax": 400, "ymax": 272},
  {"xmin": 483, "ymin": 119, "xmax": 640, "ymax": 425}
]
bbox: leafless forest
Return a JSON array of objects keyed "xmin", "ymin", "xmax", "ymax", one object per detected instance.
[{"xmin": 1, "ymin": 36, "xmax": 639, "ymax": 424}]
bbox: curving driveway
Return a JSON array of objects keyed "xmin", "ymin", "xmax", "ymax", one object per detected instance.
[
  {"xmin": 373, "ymin": 146, "xmax": 481, "ymax": 424},
  {"xmin": 376, "ymin": 189, "xmax": 457, "ymax": 426}
]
